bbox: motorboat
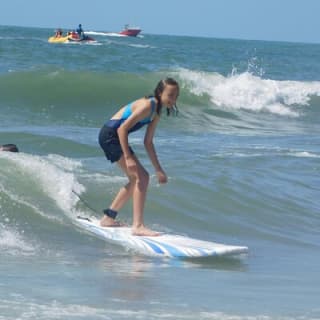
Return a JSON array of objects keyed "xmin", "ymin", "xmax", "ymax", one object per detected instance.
[{"xmin": 118, "ymin": 25, "xmax": 141, "ymax": 37}]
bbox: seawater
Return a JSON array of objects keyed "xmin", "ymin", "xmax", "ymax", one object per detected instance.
[{"xmin": 0, "ymin": 25, "xmax": 320, "ymax": 320}]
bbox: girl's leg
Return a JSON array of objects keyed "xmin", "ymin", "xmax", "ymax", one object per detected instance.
[
  {"xmin": 129, "ymin": 155, "xmax": 160, "ymax": 236},
  {"xmin": 101, "ymin": 154, "xmax": 159, "ymax": 236},
  {"xmin": 100, "ymin": 157, "xmax": 133, "ymax": 227},
  {"xmin": 110, "ymin": 157, "xmax": 135, "ymax": 210}
]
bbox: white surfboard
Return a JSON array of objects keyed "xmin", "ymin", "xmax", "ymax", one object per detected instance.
[{"xmin": 76, "ymin": 216, "xmax": 248, "ymax": 258}]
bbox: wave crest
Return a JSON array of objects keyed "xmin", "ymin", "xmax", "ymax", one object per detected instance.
[{"xmin": 178, "ymin": 68, "xmax": 320, "ymax": 117}]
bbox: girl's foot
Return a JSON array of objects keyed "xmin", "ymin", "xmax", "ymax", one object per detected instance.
[
  {"xmin": 132, "ymin": 225, "xmax": 161, "ymax": 237},
  {"xmin": 100, "ymin": 215, "xmax": 125, "ymax": 227}
]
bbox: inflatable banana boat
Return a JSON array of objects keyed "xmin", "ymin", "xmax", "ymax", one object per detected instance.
[{"xmin": 48, "ymin": 32, "xmax": 95, "ymax": 44}]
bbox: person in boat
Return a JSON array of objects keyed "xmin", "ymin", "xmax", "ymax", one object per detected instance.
[
  {"xmin": 98, "ymin": 78, "xmax": 179, "ymax": 236},
  {"xmin": 55, "ymin": 29, "xmax": 63, "ymax": 38},
  {"xmin": 0, "ymin": 144, "xmax": 19, "ymax": 152},
  {"xmin": 67, "ymin": 30, "xmax": 78, "ymax": 40},
  {"xmin": 76, "ymin": 24, "xmax": 85, "ymax": 40}
]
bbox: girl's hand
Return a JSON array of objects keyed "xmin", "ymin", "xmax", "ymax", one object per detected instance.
[
  {"xmin": 126, "ymin": 157, "xmax": 138, "ymax": 177},
  {"xmin": 156, "ymin": 169, "xmax": 168, "ymax": 184}
]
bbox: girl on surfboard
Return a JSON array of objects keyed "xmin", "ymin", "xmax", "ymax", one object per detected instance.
[{"xmin": 98, "ymin": 78, "xmax": 179, "ymax": 236}]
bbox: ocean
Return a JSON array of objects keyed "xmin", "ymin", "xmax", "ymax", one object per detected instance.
[{"xmin": 0, "ymin": 25, "xmax": 319, "ymax": 319}]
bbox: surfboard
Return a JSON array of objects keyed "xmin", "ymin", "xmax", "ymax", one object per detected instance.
[{"xmin": 76, "ymin": 216, "xmax": 248, "ymax": 258}]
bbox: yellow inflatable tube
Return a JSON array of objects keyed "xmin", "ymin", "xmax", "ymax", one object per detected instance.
[{"xmin": 48, "ymin": 35, "xmax": 70, "ymax": 43}]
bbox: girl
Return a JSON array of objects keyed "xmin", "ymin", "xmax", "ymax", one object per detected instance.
[{"xmin": 99, "ymin": 78, "xmax": 179, "ymax": 236}]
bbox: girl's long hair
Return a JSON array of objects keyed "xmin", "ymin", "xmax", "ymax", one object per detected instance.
[{"xmin": 153, "ymin": 78, "xmax": 179, "ymax": 115}]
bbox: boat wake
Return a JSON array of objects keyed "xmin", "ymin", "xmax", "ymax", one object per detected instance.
[{"xmin": 85, "ymin": 31, "xmax": 126, "ymax": 37}]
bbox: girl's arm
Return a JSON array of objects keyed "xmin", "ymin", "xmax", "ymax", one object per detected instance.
[{"xmin": 144, "ymin": 115, "xmax": 168, "ymax": 184}]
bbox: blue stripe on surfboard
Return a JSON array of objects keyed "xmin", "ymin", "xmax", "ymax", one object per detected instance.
[
  {"xmin": 142, "ymin": 238, "xmax": 186, "ymax": 257},
  {"xmin": 143, "ymin": 238, "xmax": 218, "ymax": 257},
  {"xmin": 140, "ymin": 238, "xmax": 165, "ymax": 254}
]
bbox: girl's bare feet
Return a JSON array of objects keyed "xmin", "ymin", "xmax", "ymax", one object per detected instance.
[
  {"xmin": 100, "ymin": 215, "xmax": 124, "ymax": 227},
  {"xmin": 132, "ymin": 225, "xmax": 161, "ymax": 237}
]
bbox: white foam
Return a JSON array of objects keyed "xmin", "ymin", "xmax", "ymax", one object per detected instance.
[
  {"xmin": 46, "ymin": 154, "xmax": 82, "ymax": 172},
  {"xmin": 289, "ymin": 151, "xmax": 320, "ymax": 158},
  {"xmin": 178, "ymin": 68, "xmax": 320, "ymax": 117},
  {"xmin": 80, "ymin": 172, "xmax": 127, "ymax": 184},
  {"xmin": 0, "ymin": 299, "xmax": 111, "ymax": 319},
  {"xmin": 0, "ymin": 152, "xmax": 84, "ymax": 215},
  {"xmin": 0, "ymin": 299, "xmax": 307, "ymax": 320},
  {"xmin": 0, "ymin": 224, "xmax": 36, "ymax": 256},
  {"xmin": 128, "ymin": 44, "xmax": 154, "ymax": 49}
]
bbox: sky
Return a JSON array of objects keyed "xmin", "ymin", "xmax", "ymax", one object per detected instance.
[{"xmin": 1, "ymin": 0, "xmax": 319, "ymax": 43}]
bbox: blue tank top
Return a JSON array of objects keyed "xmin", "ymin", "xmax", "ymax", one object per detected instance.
[{"xmin": 106, "ymin": 97, "xmax": 157, "ymax": 133}]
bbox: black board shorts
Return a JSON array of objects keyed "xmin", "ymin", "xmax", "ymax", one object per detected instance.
[{"xmin": 98, "ymin": 125, "xmax": 134, "ymax": 163}]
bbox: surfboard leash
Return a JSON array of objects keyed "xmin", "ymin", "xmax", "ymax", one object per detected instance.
[{"xmin": 72, "ymin": 189, "xmax": 100, "ymax": 215}]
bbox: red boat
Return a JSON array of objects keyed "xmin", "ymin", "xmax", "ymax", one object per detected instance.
[{"xmin": 119, "ymin": 25, "xmax": 141, "ymax": 37}]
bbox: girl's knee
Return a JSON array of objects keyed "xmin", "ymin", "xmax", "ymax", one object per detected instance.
[
  {"xmin": 125, "ymin": 181, "xmax": 135, "ymax": 192},
  {"xmin": 137, "ymin": 171, "xmax": 149, "ymax": 189}
]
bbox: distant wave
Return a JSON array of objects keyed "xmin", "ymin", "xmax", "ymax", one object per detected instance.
[
  {"xmin": 2, "ymin": 68, "xmax": 320, "ymax": 115},
  {"xmin": 1, "ymin": 68, "xmax": 320, "ymax": 133},
  {"xmin": 177, "ymin": 68, "xmax": 320, "ymax": 117}
]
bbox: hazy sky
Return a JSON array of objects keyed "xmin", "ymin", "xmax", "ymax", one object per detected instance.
[{"xmin": 1, "ymin": 0, "xmax": 319, "ymax": 43}]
